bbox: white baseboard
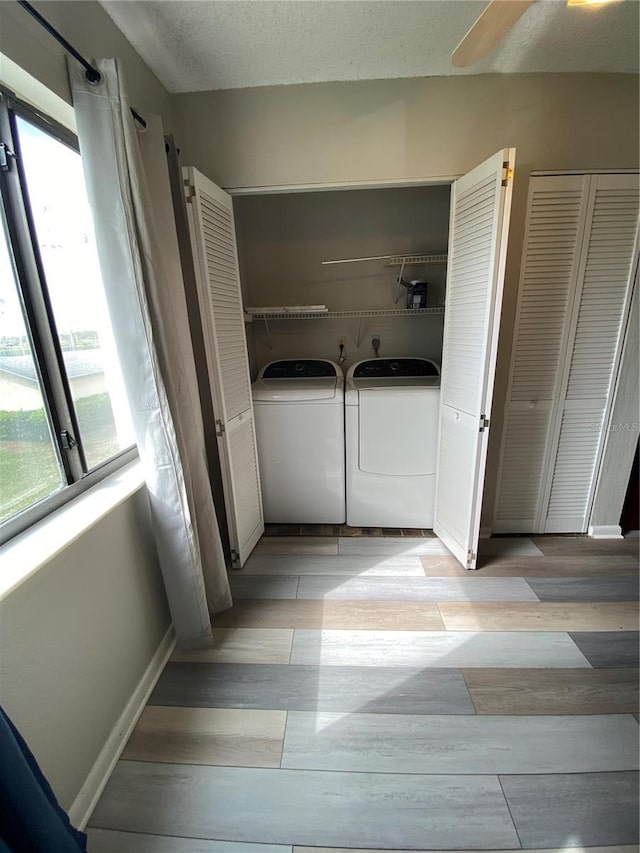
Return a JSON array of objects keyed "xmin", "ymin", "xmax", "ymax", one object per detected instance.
[
  {"xmin": 68, "ymin": 625, "xmax": 176, "ymax": 830},
  {"xmin": 479, "ymin": 526, "xmax": 493, "ymax": 539},
  {"xmin": 588, "ymin": 524, "xmax": 623, "ymax": 539}
]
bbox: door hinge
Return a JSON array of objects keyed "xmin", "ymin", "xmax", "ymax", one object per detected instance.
[
  {"xmin": 501, "ymin": 162, "xmax": 514, "ymax": 186},
  {"xmin": 60, "ymin": 429, "xmax": 78, "ymax": 451},
  {"xmin": 230, "ymin": 549, "xmax": 240, "ymax": 568},
  {"xmin": 184, "ymin": 181, "xmax": 196, "ymax": 203},
  {"xmin": 479, "ymin": 415, "xmax": 490, "ymax": 432},
  {"xmin": 215, "ymin": 419, "xmax": 226, "ymax": 437},
  {"xmin": 0, "ymin": 142, "xmax": 15, "ymax": 172},
  {"xmin": 467, "ymin": 549, "xmax": 476, "ymax": 566}
]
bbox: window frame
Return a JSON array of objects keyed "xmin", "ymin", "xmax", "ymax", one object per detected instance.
[{"xmin": 0, "ymin": 87, "xmax": 137, "ymax": 545}]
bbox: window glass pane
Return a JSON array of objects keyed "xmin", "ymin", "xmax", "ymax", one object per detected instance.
[
  {"xmin": 16, "ymin": 116, "xmax": 135, "ymax": 470},
  {"xmin": 0, "ymin": 210, "xmax": 65, "ymax": 522}
]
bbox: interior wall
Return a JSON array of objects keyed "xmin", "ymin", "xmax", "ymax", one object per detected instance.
[
  {"xmin": 235, "ymin": 185, "xmax": 450, "ymax": 375},
  {"xmin": 0, "ymin": 0, "xmax": 176, "ymax": 132},
  {"xmin": 0, "ymin": 488, "xmax": 170, "ymax": 812},
  {"xmin": 175, "ymin": 73, "xmax": 640, "ymax": 524}
]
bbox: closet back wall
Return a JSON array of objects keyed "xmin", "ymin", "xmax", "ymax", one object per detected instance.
[{"xmin": 235, "ymin": 185, "xmax": 450, "ymax": 375}]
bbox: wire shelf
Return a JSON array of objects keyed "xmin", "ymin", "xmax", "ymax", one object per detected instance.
[
  {"xmin": 387, "ymin": 253, "xmax": 448, "ymax": 267},
  {"xmin": 245, "ymin": 307, "xmax": 444, "ymax": 321},
  {"xmin": 321, "ymin": 252, "xmax": 448, "ymax": 266}
]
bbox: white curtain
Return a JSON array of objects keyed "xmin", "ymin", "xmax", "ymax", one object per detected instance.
[{"xmin": 68, "ymin": 59, "xmax": 232, "ymax": 647}]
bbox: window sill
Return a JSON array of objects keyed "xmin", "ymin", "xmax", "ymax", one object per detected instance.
[{"xmin": 0, "ymin": 461, "xmax": 146, "ymax": 602}]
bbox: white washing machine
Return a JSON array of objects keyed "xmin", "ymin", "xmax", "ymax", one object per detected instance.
[
  {"xmin": 252, "ymin": 359, "xmax": 345, "ymax": 523},
  {"xmin": 346, "ymin": 357, "xmax": 440, "ymax": 528}
]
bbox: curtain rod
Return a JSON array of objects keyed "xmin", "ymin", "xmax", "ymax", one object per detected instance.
[{"xmin": 16, "ymin": 0, "xmax": 147, "ymax": 129}]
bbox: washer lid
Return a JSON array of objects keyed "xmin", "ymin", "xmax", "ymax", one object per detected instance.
[
  {"xmin": 253, "ymin": 378, "xmax": 341, "ymax": 402},
  {"xmin": 253, "ymin": 359, "xmax": 343, "ymax": 402}
]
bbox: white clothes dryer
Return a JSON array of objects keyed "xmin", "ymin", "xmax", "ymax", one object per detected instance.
[
  {"xmin": 345, "ymin": 357, "xmax": 440, "ymax": 528},
  {"xmin": 252, "ymin": 359, "xmax": 345, "ymax": 524}
]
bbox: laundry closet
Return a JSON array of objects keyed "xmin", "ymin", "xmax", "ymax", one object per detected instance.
[{"xmin": 181, "ymin": 149, "xmax": 516, "ymax": 571}]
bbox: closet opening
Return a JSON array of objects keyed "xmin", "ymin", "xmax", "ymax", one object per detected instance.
[{"xmin": 232, "ymin": 182, "xmax": 451, "ymax": 538}]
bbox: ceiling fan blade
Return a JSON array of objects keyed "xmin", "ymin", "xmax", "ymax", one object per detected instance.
[{"xmin": 452, "ymin": 0, "xmax": 537, "ymax": 67}]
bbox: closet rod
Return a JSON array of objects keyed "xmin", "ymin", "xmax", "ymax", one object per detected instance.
[{"xmin": 16, "ymin": 0, "xmax": 147, "ymax": 129}]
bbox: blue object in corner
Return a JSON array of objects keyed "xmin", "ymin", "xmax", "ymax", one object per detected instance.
[{"xmin": 0, "ymin": 705, "xmax": 87, "ymax": 852}]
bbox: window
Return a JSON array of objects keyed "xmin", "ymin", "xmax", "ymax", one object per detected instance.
[{"xmin": 0, "ymin": 89, "xmax": 135, "ymax": 541}]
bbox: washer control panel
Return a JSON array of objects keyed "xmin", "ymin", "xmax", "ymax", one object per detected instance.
[
  {"xmin": 353, "ymin": 358, "xmax": 440, "ymax": 378},
  {"xmin": 262, "ymin": 359, "xmax": 338, "ymax": 379}
]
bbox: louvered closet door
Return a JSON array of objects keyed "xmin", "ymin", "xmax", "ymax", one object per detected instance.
[
  {"xmin": 184, "ymin": 167, "xmax": 263, "ymax": 567},
  {"xmin": 543, "ymin": 174, "xmax": 639, "ymax": 533},
  {"xmin": 434, "ymin": 149, "xmax": 516, "ymax": 570},
  {"xmin": 494, "ymin": 175, "xmax": 591, "ymax": 532}
]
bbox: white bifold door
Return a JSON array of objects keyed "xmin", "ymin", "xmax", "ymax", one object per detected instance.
[
  {"xmin": 434, "ymin": 149, "xmax": 516, "ymax": 570},
  {"xmin": 184, "ymin": 166, "xmax": 264, "ymax": 567},
  {"xmin": 495, "ymin": 173, "xmax": 639, "ymax": 534}
]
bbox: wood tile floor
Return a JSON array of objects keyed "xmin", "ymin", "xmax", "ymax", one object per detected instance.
[{"xmin": 88, "ymin": 535, "xmax": 640, "ymax": 852}]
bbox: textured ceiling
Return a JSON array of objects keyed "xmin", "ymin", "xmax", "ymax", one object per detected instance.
[{"xmin": 99, "ymin": 0, "xmax": 639, "ymax": 93}]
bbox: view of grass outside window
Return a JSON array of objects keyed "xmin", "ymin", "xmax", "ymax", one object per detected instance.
[
  {"xmin": 0, "ymin": 109, "xmax": 135, "ymax": 527},
  {"xmin": 0, "ymin": 214, "xmax": 65, "ymax": 519}
]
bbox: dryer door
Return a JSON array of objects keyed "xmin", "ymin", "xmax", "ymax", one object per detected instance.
[
  {"xmin": 359, "ymin": 388, "xmax": 439, "ymax": 476},
  {"xmin": 434, "ymin": 148, "xmax": 515, "ymax": 569}
]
